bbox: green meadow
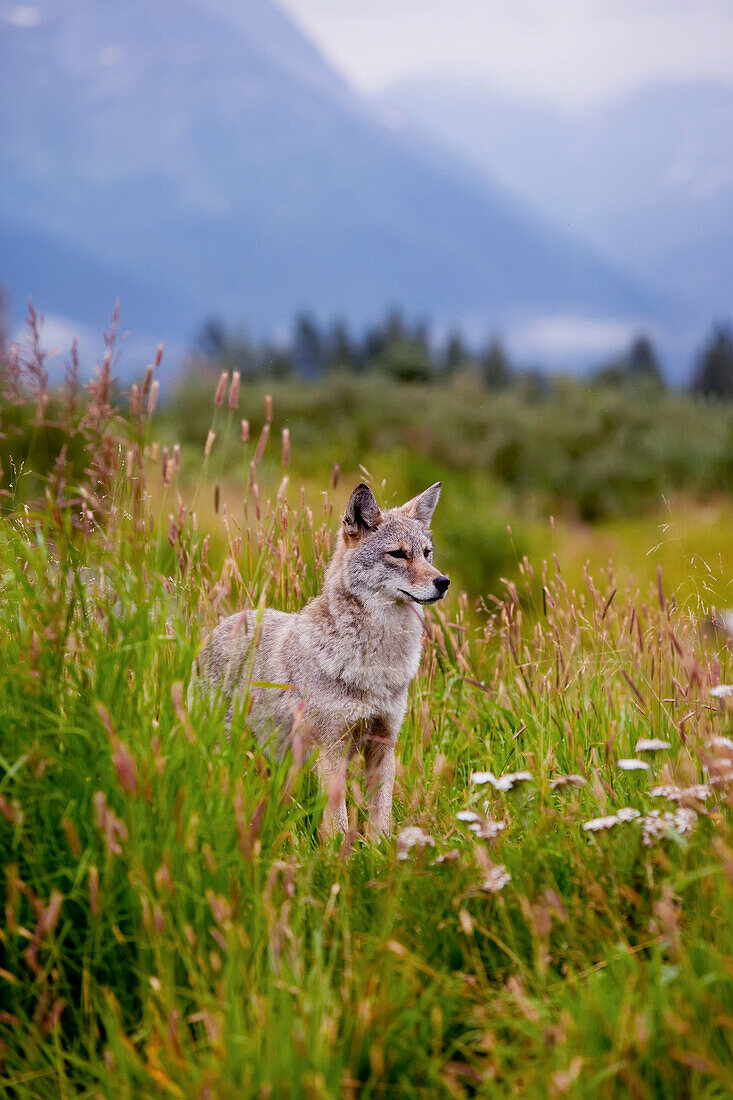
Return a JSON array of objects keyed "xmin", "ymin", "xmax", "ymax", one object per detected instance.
[{"xmin": 1, "ymin": 352, "xmax": 732, "ymax": 1097}]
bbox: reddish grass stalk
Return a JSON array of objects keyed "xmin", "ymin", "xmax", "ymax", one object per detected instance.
[
  {"xmin": 214, "ymin": 371, "xmax": 228, "ymax": 408},
  {"xmin": 228, "ymin": 371, "xmax": 241, "ymax": 410}
]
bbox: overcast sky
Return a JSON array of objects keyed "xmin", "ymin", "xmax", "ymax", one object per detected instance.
[{"xmin": 278, "ymin": 0, "xmax": 733, "ymax": 107}]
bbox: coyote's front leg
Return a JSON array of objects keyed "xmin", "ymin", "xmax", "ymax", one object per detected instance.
[
  {"xmin": 364, "ymin": 717, "xmax": 398, "ymax": 836},
  {"xmin": 316, "ymin": 744, "xmax": 349, "ymax": 836}
]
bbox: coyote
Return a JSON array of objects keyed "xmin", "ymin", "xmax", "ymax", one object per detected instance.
[{"xmin": 192, "ymin": 482, "xmax": 449, "ymax": 835}]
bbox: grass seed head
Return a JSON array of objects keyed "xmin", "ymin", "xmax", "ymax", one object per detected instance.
[
  {"xmin": 228, "ymin": 371, "xmax": 240, "ymax": 409},
  {"xmin": 253, "ymin": 423, "xmax": 270, "ymax": 466},
  {"xmin": 550, "ymin": 774, "xmax": 587, "ymax": 789},
  {"xmin": 147, "ymin": 379, "xmax": 159, "ymax": 416},
  {"xmin": 142, "ymin": 363, "xmax": 154, "ymax": 397},
  {"xmin": 213, "ymin": 371, "xmax": 228, "ymax": 408}
]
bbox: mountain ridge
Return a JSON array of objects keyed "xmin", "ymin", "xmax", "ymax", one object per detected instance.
[
  {"xmin": 1, "ymin": 0, "xmax": 664, "ymax": 371},
  {"xmin": 379, "ymin": 75, "xmax": 733, "ymax": 325}
]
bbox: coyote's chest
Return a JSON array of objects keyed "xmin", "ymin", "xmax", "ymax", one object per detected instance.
[{"xmin": 273, "ymin": 602, "xmax": 424, "ymax": 720}]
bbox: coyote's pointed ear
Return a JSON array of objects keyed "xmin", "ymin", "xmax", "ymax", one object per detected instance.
[
  {"xmin": 400, "ymin": 482, "xmax": 442, "ymax": 526},
  {"xmin": 343, "ymin": 483, "xmax": 382, "ymax": 539}
]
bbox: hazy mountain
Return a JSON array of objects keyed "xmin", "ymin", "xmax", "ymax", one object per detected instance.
[
  {"xmin": 0, "ymin": 221, "xmax": 194, "ymax": 333},
  {"xmin": 380, "ymin": 77, "xmax": 733, "ymax": 322},
  {"xmin": 1, "ymin": 0, "xmax": 658, "ymax": 369}
]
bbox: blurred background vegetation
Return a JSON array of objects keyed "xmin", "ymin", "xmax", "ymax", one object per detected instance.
[{"xmin": 3, "ymin": 307, "xmax": 731, "ymax": 614}]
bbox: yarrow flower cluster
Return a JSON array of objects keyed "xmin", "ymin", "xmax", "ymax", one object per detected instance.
[
  {"xmin": 640, "ymin": 807, "xmax": 697, "ymax": 846},
  {"xmin": 396, "ymin": 826, "xmax": 435, "ymax": 861},
  {"xmin": 650, "ymin": 784, "xmax": 711, "ymax": 802},
  {"xmin": 471, "ymin": 770, "xmax": 533, "ymax": 791},
  {"xmin": 616, "ymin": 807, "xmax": 642, "ymax": 822},
  {"xmin": 480, "ymin": 865, "xmax": 511, "ymax": 893},
  {"xmin": 468, "ymin": 819, "xmax": 506, "ymax": 839},
  {"xmin": 463, "ymin": 712, "xmax": 721, "ymax": 865},
  {"xmin": 582, "ymin": 808, "xmax": 640, "ymax": 832},
  {"xmin": 583, "ymin": 803, "xmax": 698, "ymax": 846},
  {"xmin": 617, "ymin": 758, "xmax": 650, "ymax": 772},
  {"xmin": 455, "ymin": 809, "xmax": 506, "ymax": 838},
  {"xmin": 582, "ymin": 814, "xmax": 619, "ymax": 832},
  {"xmin": 634, "ymin": 738, "xmax": 670, "ymax": 753}
]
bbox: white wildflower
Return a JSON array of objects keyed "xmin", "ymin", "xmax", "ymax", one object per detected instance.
[
  {"xmin": 583, "ymin": 808, "xmax": 640, "ymax": 831},
  {"xmin": 433, "ymin": 848, "xmax": 461, "ymax": 865},
  {"xmin": 707, "ymin": 735, "xmax": 733, "ymax": 751},
  {"xmin": 673, "ymin": 807, "xmax": 698, "ymax": 835},
  {"xmin": 471, "ymin": 770, "xmax": 532, "ymax": 791},
  {"xmin": 470, "ymin": 771, "xmax": 498, "ymax": 787},
  {"xmin": 639, "ymin": 811, "xmax": 666, "ymax": 846},
  {"xmin": 650, "ymin": 784, "xmax": 712, "ymax": 802},
  {"xmin": 550, "ymin": 774, "xmax": 587, "ymax": 789},
  {"xmin": 493, "ymin": 770, "xmax": 533, "ymax": 791},
  {"xmin": 468, "ymin": 819, "xmax": 506, "ymax": 839},
  {"xmin": 616, "ymin": 807, "xmax": 641, "ymax": 822},
  {"xmin": 480, "ymin": 865, "xmax": 511, "ymax": 893},
  {"xmin": 640, "ymin": 807, "xmax": 697, "ymax": 846},
  {"xmin": 617, "ymin": 758, "xmax": 650, "ymax": 772},
  {"xmin": 635, "ymin": 738, "xmax": 671, "ymax": 753},
  {"xmin": 710, "ymin": 684, "xmax": 733, "ymax": 699},
  {"xmin": 582, "ymin": 815, "xmax": 619, "ymax": 832},
  {"xmin": 455, "ymin": 810, "xmax": 481, "ymax": 823},
  {"xmin": 396, "ymin": 826, "xmax": 435, "ymax": 861}
]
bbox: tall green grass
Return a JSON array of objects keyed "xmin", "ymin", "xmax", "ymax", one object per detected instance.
[{"xmin": 1, "ymin": 352, "xmax": 732, "ymax": 1097}]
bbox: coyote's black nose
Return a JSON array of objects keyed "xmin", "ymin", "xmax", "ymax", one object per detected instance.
[{"xmin": 434, "ymin": 576, "xmax": 450, "ymax": 596}]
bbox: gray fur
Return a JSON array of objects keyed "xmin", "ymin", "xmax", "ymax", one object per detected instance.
[{"xmin": 190, "ymin": 482, "xmax": 449, "ymax": 835}]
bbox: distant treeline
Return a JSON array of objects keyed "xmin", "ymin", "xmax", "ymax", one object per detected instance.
[
  {"xmin": 2, "ymin": 302, "xmax": 732, "ymax": 541},
  {"xmin": 195, "ymin": 310, "xmax": 733, "ymax": 398}
]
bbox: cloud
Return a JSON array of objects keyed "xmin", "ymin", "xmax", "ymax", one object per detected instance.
[
  {"xmin": 509, "ymin": 314, "xmax": 641, "ymax": 361},
  {"xmin": 2, "ymin": 5, "xmax": 41, "ymax": 29},
  {"xmin": 277, "ymin": 0, "xmax": 733, "ymax": 106},
  {"xmin": 12, "ymin": 313, "xmax": 102, "ymax": 374},
  {"xmin": 11, "ymin": 313, "xmax": 178, "ymax": 384},
  {"xmin": 98, "ymin": 45, "xmax": 124, "ymax": 68}
]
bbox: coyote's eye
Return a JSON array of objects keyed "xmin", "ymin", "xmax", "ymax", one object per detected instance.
[
  {"xmin": 424, "ymin": 547, "xmax": 432, "ymax": 559},
  {"xmin": 386, "ymin": 548, "xmax": 408, "ymax": 559}
]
